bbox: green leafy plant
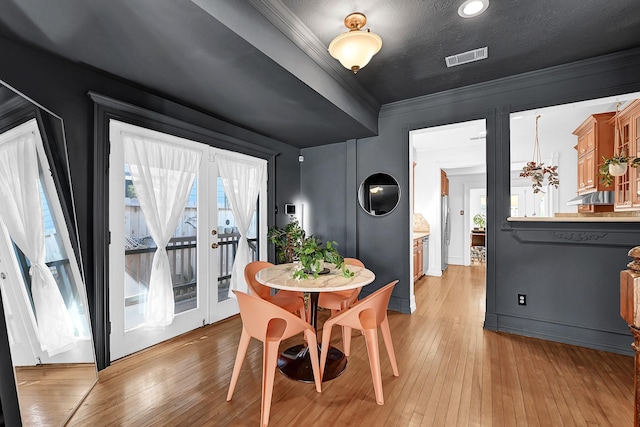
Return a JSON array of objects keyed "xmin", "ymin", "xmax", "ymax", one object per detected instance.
[
  {"xmin": 267, "ymin": 219, "xmax": 306, "ymax": 263},
  {"xmin": 598, "ymin": 152, "xmax": 640, "ymax": 187},
  {"xmin": 268, "ymin": 220, "xmax": 355, "ymax": 280},
  {"xmin": 293, "ymin": 236, "xmax": 354, "ymax": 280},
  {"xmin": 472, "ymin": 213, "xmax": 486, "ymax": 229}
]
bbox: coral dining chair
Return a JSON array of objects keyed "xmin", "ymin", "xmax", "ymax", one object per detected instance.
[
  {"xmin": 227, "ymin": 290, "xmax": 322, "ymax": 427},
  {"xmin": 319, "ymin": 280, "xmax": 399, "ymax": 405},
  {"xmin": 244, "ymin": 261, "xmax": 306, "ymax": 321},
  {"xmin": 316, "ymin": 257, "xmax": 365, "ymax": 349}
]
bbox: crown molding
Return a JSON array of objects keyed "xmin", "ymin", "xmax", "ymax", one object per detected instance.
[
  {"xmin": 380, "ymin": 47, "xmax": 640, "ymax": 118},
  {"xmin": 192, "ymin": 0, "xmax": 380, "ymax": 135},
  {"xmin": 245, "ymin": 0, "xmax": 380, "ymax": 112}
]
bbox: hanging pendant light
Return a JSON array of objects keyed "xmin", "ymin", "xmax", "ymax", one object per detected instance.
[{"xmin": 328, "ymin": 12, "xmax": 382, "ymax": 74}]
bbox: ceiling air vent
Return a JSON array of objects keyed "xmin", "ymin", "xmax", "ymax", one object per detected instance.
[{"xmin": 445, "ymin": 47, "xmax": 488, "ymax": 68}]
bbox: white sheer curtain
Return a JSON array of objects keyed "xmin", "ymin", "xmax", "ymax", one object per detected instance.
[
  {"xmin": 216, "ymin": 153, "xmax": 265, "ymax": 297},
  {"xmin": 123, "ymin": 132, "xmax": 201, "ymax": 329},
  {"xmin": 0, "ymin": 129, "xmax": 76, "ymax": 356}
]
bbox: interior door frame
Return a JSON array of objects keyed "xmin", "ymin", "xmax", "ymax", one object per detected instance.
[{"xmin": 90, "ymin": 93, "xmax": 278, "ymax": 369}]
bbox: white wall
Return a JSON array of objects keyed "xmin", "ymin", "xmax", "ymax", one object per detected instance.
[
  {"xmin": 450, "ymin": 174, "xmax": 487, "ymax": 266},
  {"xmin": 413, "ymin": 159, "xmax": 486, "ymax": 275}
]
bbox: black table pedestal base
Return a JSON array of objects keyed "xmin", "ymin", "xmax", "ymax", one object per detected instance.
[{"xmin": 277, "ymin": 344, "xmax": 347, "ymax": 383}]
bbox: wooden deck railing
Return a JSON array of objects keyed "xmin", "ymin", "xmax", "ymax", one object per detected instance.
[{"xmin": 124, "ymin": 233, "xmax": 257, "ymax": 310}]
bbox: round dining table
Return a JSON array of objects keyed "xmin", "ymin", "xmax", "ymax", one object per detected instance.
[{"xmin": 255, "ymin": 262, "xmax": 375, "ymax": 382}]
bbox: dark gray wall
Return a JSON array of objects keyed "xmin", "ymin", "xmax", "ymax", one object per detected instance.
[
  {"xmin": 301, "ymin": 48, "xmax": 640, "ymax": 355},
  {"xmin": 301, "ymin": 136, "xmax": 410, "ymax": 311},
  {"xmin": 0, "ymin": 35, "xmax": 301, "ymax": 423},
  {"xmin": 299, "ymin": 142, "xmax": 349, "ymax": 246}
]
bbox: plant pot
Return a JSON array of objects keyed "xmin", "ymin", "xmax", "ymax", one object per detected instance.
[
  {"xmin": 609, "ymin": 162, "xmax": 628, "ymax": 177},
  {"xmin": 303, "ymin": 259, "xmax": 325, "ymax": 275},
  {"xmin": 527, "ymin": 168, "xmax": 543, "ymax": 183},
  {"xmin": 310, "ymin": 259, "xmax": 325, "ymax": 273}
]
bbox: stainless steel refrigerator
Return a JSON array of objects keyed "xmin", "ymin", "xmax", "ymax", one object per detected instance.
[{"xmin": 441, "ymin": 195, "xmax": 450, "ymax": 271}]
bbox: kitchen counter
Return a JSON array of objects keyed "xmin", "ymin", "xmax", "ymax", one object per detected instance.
[{"xmin": 413, "ymin": 232, "xmax": 430, "ymax": 239}]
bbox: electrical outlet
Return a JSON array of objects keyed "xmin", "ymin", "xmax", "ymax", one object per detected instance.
[{"xmin": 518, "ymin": 294, "xmax": 526, "ymax": 306}]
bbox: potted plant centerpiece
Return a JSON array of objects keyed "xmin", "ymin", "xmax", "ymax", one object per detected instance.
[
  {"xmin": 293, "ymin": 236, "xmax": 355, "ymax": 280},
  {"xmin": 267, "ymin": 220, "xmax": 354, "ymax": 280}
]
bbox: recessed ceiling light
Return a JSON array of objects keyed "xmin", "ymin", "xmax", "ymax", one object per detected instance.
[{"xmin": 458, "ymin": 0, "xmax": 489, "ymax": 18}]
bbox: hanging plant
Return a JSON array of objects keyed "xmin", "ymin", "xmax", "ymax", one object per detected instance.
[
  {"xmin": 598, "ymin": 103, "xmax": 640, "ymax": 186},
  {"xmin": 598, "ymin": 153, "xmax": 640, "ymax": 186},
  {"xmin": 519, "ymin": 115, "xmax": 560, "ymax": 194}
]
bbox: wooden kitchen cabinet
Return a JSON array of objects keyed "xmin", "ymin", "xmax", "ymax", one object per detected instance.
[
  {"xmin": 572, "ymin": 112, "xmax": 615, "ymax": 196},
  {"xmin": 441, "ymin": 170, "xmax": 449, "ymax": 196},
  {"xmin": 611, "ymin": 99, "xmax": 640, "ymax": 210},
  {"xmin": 413, "ymin": 238, "xmax": 423, "ymax": 281}
]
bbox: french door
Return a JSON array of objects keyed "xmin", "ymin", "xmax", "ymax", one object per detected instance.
[{"xmin": 108, "ymin": 120, "xmax": 266, "ymax": 361}]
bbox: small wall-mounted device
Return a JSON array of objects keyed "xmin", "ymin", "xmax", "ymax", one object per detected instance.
[{"xmin": 284, "ymin": 203, "xmax": 296, "ymax": 216}]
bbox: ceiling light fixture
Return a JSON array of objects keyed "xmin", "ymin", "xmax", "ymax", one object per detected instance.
[
  {"xmin": 328, "ymin": 12, "xmax": 382, "ymax": 74},
  {"xmin": 458, "ymin": 0, "xmax": 489, "ymax": 18}
]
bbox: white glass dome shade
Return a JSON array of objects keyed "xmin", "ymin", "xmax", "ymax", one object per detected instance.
[{"xmin": 328, "ymin": 13, "xmax": 382, "ymax": 74}]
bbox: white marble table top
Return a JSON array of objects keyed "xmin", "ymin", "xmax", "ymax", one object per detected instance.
[{"xmin": 255, "ymin": 262, "xmax": 375, "ymax": 293}]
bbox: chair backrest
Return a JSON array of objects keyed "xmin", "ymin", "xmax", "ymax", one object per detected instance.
[
  {"xmin": 330, "ymin": 280, "xmax": 398, "ymax": 330},
  {"xmin": 233, "ymin": 290, "xmax": 311, "ymax": 342},
  {"xmin": 344, "ymin": 258, "xmax": 365, "ymax": 268},
  {"xmin": 244, "ymin": 261, "xmax": 274, "ymax": 299}
]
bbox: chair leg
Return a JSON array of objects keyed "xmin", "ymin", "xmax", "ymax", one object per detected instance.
[
  {"xmin": 227, "ymin": 329, "xmax": 251, "ymax": 401},
  {"xmin": 319, "ymin": 322, "xmax": 335, "ymax": 381},
  {"xmin": 363, "ymin": 327, "xmax": 384, "ymax": 405},
  {"xmin": 304, "ymin": 329, "xmax": 322, "ymax": 393},
  {"xmin": 342, "ymin": 326, "xmax": 353, "ymax": 357},
  {"xmin": 380, "ymin": 317, "xmax": 399, "ymax": 377},
  {"xmin": 261, "ymin": 338, "xmax": 281, "ymax": 427}
]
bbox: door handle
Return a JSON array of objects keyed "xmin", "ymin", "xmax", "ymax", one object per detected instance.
[
  {"xmin": 0, "ymin": 272, "xmax": 6, "ymax": 279},
  {"xmin": 211, "ymin": 243, "xmax": 218, "ymax": 249}
]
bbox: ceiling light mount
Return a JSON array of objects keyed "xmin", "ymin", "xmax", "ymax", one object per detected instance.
[
  {"xmin": 458, "ymin": 0, "xmax": 489, "ymax": 18},
  {"xmin": 344, "ymin": 12, "xmax": 367, "ymax": 31},
  {"xmin": 328, "ymin": 12, "xmax": 382, "ymax": 74}
]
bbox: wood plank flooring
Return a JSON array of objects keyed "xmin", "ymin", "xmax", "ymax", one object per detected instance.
[
  {"xmin": 66, "ymin": 265, "xmax": 634, "ymax": 426},
  {"xmin": 14, "ymin": 364, "xmax": 97, "ymax": 427}
]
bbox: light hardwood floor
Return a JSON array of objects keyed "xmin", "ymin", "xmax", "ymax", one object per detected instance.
[
  {"xmin": 67, "ymin": 265, "xmax": 634, "ymax": 426},
  {"xmin": 15, "ymin": 364, "xmax": 97, "ymax": 427}
]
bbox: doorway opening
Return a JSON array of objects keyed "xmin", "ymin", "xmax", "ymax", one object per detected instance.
[{"xmin": 410, "ymin": 118, "xmax": 487, "ymax": 282}]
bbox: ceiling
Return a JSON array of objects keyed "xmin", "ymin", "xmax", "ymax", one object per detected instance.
[{"xmin": 0, "ymin": 0, "xmax": 639, "ymax": 148}]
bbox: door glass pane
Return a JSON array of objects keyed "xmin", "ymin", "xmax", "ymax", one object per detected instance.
[
  {"xmin": 216, "ymin": 178, "xmax": 258, "ymax": 303},
  {"xmin": 123, "ymin": 165, "xmax": 198, "ymax": 331}
]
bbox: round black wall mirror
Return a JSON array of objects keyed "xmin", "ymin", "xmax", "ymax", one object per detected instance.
[{"xmin": 358, "ymin": 173, "xmax": 400, "ymax": 216}]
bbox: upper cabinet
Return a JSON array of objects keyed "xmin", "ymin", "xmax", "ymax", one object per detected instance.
[
  {"xmin": 612, "ymin": 99, "xmax": 640, "ymax": 210},
  {"xmin": 572, "ymin": 112, "xmax": 615, "ymax": 195},
  {"xmin": 441, "ymin": 170, "xmax": 449, "ymax": 196}
]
